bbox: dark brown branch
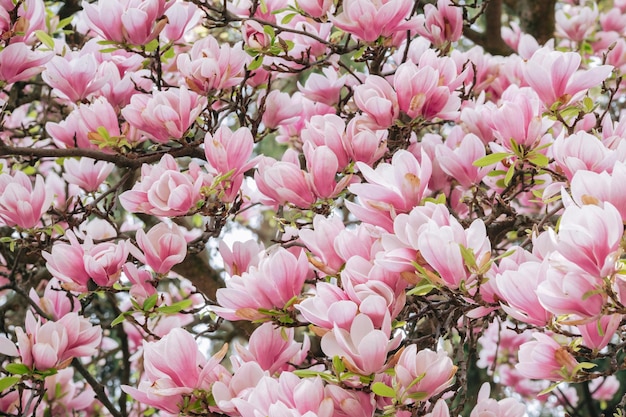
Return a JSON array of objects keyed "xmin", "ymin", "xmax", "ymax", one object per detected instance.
[{"xmin": 463, "ymin": 0, "xmax": 514, "ymax": 56}]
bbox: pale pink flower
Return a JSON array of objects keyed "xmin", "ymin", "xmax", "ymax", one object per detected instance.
[
  {"xmin": 177, "ymin": 35, "xmax": 248, "ymax": 93},
  {"xmin": 516, "ymin": 333, "xmax": 580, "ymax": 382},
  {"xmin": 296, "ymin": 282, "xmax": 358, "ymax": 330},
  {"xmin": 600, "ymin": 7, "xmax": 626, "ymax": 33},
  {"xmin": 570, "ymin": 161, "xmax": 626, "ymax": 221},
  {"xmin": 394, "ymin": 346, "xmax": 456, "ymax": 403},
  {"xmin": 470, "ymin": 383, "xmax": 526, "ymax": 417},
  {"xmin": 261, "ymin": 90, "xmax": 302, "ymax": 129},
  {"xmin": 42, "ymin": 53, "xmax": 108, "ymax": 102},
  {"xmin": 212, "ymin": 362, "xmax": 263, "ymax": 414},
  {"xmin": 305, "ymin": 144, "xmax": 352, "ymax": 199},
  {"xmin": 301, "ymin": 114, "xmax": 351, "ymax": 170},
  {"xmin": 134, "ymin": 222, "xmax": 187, "ymax": 274},
  {"xmin": 435, "ymin": 133, "xmax": 491, "ymax": 187},
  {"xmin": 325, "ymin": 385, "xmax": 376, "ymax": 417},
  {"xmin": 297, "ymin": 0, "xmax": 334, "ymax": 18},
  {"xmin": 234, "ymin": 323, "xmax": 309, "ymax": 374},
  {"xmin": 394, "ymin": 62, "xmax": 460, "ymax": 121},
  {"xmin": 219, "ymin": 239, "xmax": 264, "ymax": 277},
  {"xmin": 578, "ymin": 314, "xmax": 621, "ymax": 351},
  {"xmin": 298, "ymin": 215, "xmax": 346, "ymax": 275},
  {"xmin": 353, "ymin": 75, "xmax": 399, "ymax": 129},
  {"xmin": 62, "ymin": 157, "xmax": 114, "ymax": 192},
  {"xmin": 83, "ymin": 238, "xmax": 129, "ymax": 287},
  {"xmin": 3, "ymin": 0, "xmax": 46, "ymax": 44},
  {"xmin": 255, "ymin": 156, "xmax": 317, "ymax": 208},
  {"xmin": 122, "ymin": 328, "xmax": 228, "ymax": 414},
  {"xmin": 556, "ymin": 4, "xmax": 598, "ymax": 42},
  {"xmin": 42, "ymin": 368, "xmax": 95, "ymax": 415},
  {"xmin": 0, "ymin": 171, "xmax": 53, "ymax": 229},
  {"xmin": 162, "ymin": 1, "xmax": 201, "ymax": 42},
  {"xmin": 589, "ymin": 376, "xmax": 620, "ymax": 402},
  {"xmin": 320, "ymin": 313, "xmax": 401, "ymax": 375},
  {"xmin": 298, "ymin": 67, "xmax": 346, "ymax": 106},
  {"xmin": 343, "ymin": 115, "xmax": 388, "ymax": 165},
  {"xmin": 330, "ymin": 0, "xmax": 413, "ymax": 43},
  {"xmin": 122, "ymin": 86, "xmax": 207, "ymax": 143},
  {"xmin": 415, "ymin": 0, "xmax": 463, "ymax": 48},
  {"xmin": 29, "ymin": 279, "xmax": 79, "ymax": 321},
  {"xmin": 522, "ymin": 48, "xmax": 613, "ymax": 108},
  {"xmin": 0, "ymin": 42, "xmax": 52, "ymax": 84},
  {"xmin": 119, "ymin": 154, "xmax": 204, "ymax": 217},
  {"xmin": 43, "ymin": 231, "xmax": 91, "ymax": 292},
  {"xmin": 552, "ymin": 131, "xmax": 618, "ymax": 180},
  {"xmin": 213, "ymin": 248, "xmax": 310, "ymax": 321},
  {"xmin": 122, "ymin": 263, "xmax": 157, "ymax": 304},
  {"xmin": 425, "ymin": 400, "xmax": 450, "ymax": 417},
  {"xmin": 82, "ymin": 0, "xmax": 172, "ymax": 45}
]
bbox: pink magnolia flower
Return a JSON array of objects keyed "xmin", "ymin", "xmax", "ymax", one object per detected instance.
[
  {"xmin": 435, "ymin": 133, "xmax": 491, "ymax": 187},
  {"xmin": 495, "ymin": 261, "xmax": 552, "ymax": 326},
  {"xmin": 0, "ymin": 171, "xmax": 53, "ymax": 229},
  {"xmin": 134, "ymin": 222, "xmax": 187, "ymax": 274},
  {"xmin": 219, "ymin": 239, "xmax": 264, "ymax": 277},
  {"xmin": 119, "ymin": 154, "xmax": 204, "ymax": 216},
  {"xmin": 296, "ymin": 281, "xmax": 358, "ymax": 330},
  {"xmin": 394, "ymin": 346, "xmax": 456, "ymax": 403},
  {"xmin": 213, "ymin": 248, "xmax": 310, "ymax": 321},
  {"xmin": 177, "ymin": 35, "xmax": 248, "ymax": 94},
  {"xmin": 325, "ymin": 385, "xmax": 376, "ymax": 417},
  {"xmin": 234, "ymin": 323, "xmax": 309, "ymax": 374},
  {"xmin": 348, "ymin": 150, "xmax": 432, "ymax": 231},
  {"xmin": 122, "ymin": 86, "xmax": 207, "ymax": 143},
  {"xmin": 589, "ymin": 376, "xmax": 620, "ymax": 402},
  {"xmin": 298, "ymin": 67, "xmax": 346, "ymax": 106},
  {"xmin": 353, "ymin": 75, "xmax": 399, "ymax": 129},
  {"xmin": 62, "ymin": 157, "xmax": 114, "ymax": 192},
  {"xmin": 329, "ymin": 0, "xmax": 414, "ymax": 42},
  {"xmin": 122, "ymin": 328, "xmax": 228, "ymax": 414},
  {"xmin": 552, "ymin": 131, "xmax": 618, "ymax": 180},
  {"xmin": 343, "ymin": 116, "xmax": 388, "ymax": 165},
  {"xmin": 415, "ymin": 0, "xmax": 463, "ymax": 48},
  {"xmin": 393, "ymin": 62, "xmax": 461, "ymax": 121},
  {"xmin": 42, "ymin": 53, "xmax": 109, "ymax": 102},
  {"xmin": 29, "ymin": 279, "xmax": 79, "ymax": 321},
  {"xmin": 556, "ymin": 4, "xmax": 598, "ymax": 42},
  {"xmin": 578, "ymin": 314, "xmax": 622, "ymax": 351},
  {"xmin": 255, "ymin": 156, "xmax": 317, "ymax": 208},
  {"xmin": 301, "ymin": 114, "xmax": 351, "ymax": 170},
  {"xmin": 162, "ymin": 1, "xmax": 201, "ymax": 42},
  {"xmin": 321, "ymin": 313, "xmax": 401, "ymax": 375},
  {"xmin": 522, "ymin": 48, "xmax": 613, "ymax": 108},
  {"xmin": 516, "ymin": 333, "xmax": 580, "ymax": 382},
  {"xmin": 261, "ymin": 90, "xmax": 303, "ymax": 130},
  {"xmin": 470, "ymin": 383, "xmax": 526, "ymax": 417},
  {"xmin": 304, "ymin": 144, "xmax": 352, "ymax": 199},
  {"xmin": 570, "ymin": 161, "xmax": 626, "ymax": 221},
  {"xmin": 15, "ymin": 311, "xmax": 101, "ymax": 371},
  {"xmin": 425, "ymin": 400, "xmax": 450, "ymax": 417},
  {"xmin": 82, "ymin": 0, "xmax": 172, "ymax": 45},
  {"xmin": 298, "ymin": 215, "xmax": 346, "ymax": 275},
  {"xmin": 122, "ymin": 263, "xmax": 157, "ymax": 304},
  {"xmin": 43, "ymin": 231, "xmax": 91, "ymax": 292},
  {"xmin": 0, "ymin": 42, "xmax": 52, "ymax": 84},
  {"xmin": 2, "ymin": 0, "xmax": 46, "ymax": 45},
  {"xmin": 83, "ymin": 238, "xmax": 129, "ymax": 287},
  {"xmin": 41, "ymin": 368, "xmax": 95, "ymax": 414}
]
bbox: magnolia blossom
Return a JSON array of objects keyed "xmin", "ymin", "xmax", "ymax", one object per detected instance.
[
  {"xmin": 394, "ymin": 346, "xmax": 456, "ymax": 403},
  {"xmin": 62, "ymin": 157, "xmax": 114, "ymax": 192},
  {"xmin": 134, "ymin": 222, "xmax": 188, "ymax": 274},
  {"xmin": 329, "ymin": 0, "xmax": 414, "ymax": 42},
  {"xmin": 0, "ymin": 171, "xmax": 53, "ymax": 229}
]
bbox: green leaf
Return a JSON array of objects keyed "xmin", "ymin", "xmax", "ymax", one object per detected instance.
[
  {"xmin": 406, "ymin": 283, "xmax": 435, "ymax": 296},
  {"xmin": 582, "ymin": 96, "xmax": 594, "ymax": 113},
  {"xmin": 504, "ymin": 163, "xmax": 516, "ymax": 186},
  {"xmin": 371, "ymin": 382, "xmax": 396, "ymax": 398},
  {"xmin": 281, "ymin": 13, "xmax": 297, "ymax": 24},
  {"xmin": 110, "ymin": 312, "xmax": 127, "ymax": 327},
  {"xmin": 263, "ymin": 25, "xmax": 276, "ymax": 38},
  {"xmin": 248, "ymin": 55, "xmax": 263, "ymax": 71},
  {"xmin": 0, "ymin": 376, "xmax": 20, "ymax": 391},
  {"xmin": 332, "ymin": 355, "xmax": 345, "ymax": 374},
  {"xmin": 472, "ymin": 152, "xmax": 510, "ymax": 167},
  {"xmin": 98, "ymin": 47, "xmax": 120, "ymax": 54},
  {"xmin": 142, "ymin": 293, "xmax": 158, "ymax": 311},
  {"xmin": 528, "ymin": 152, "xmax": 550, "ymax": 167},
  {"xmin": 5, "ymin": 363, "xmax": 30, "ymax": 375},
  {"xmin": 156, "ymin": 299, "xmax": 193, "ymax": 314},
  {"xmin": 144, "ymin": 39, "xmax": 159, "ymax": 53},
  {"xmin": 35, "ymin": 30, "xmax": 55, "ymax": 49}
]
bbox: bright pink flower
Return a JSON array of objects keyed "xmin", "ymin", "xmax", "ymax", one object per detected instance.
[
  {"xmin": 261, "ymin": 90, "xmax": 303, "ymax": 129},
  {"xmin": 83, "ymin": 238, "xmax": 129, "ymax": 287},
  {"xmin": 29, "ymin": 279, "xmax": 79, "ymax": 321},
  {"xmin": 123, "ymin": 263, "xmax": 157, "ymax": 304},
  {"xmin": 394, "ymin": 62, "xmax": 460, "ymax": 121},
  {"xmin": 42, "ymin": 368, "xmax": 95, "ymax": 414},
  {"xmin": 522, "ymin": 48, "xmax": 613, "ymax": 108},
  {"xmin": 134, "ymin": 222, "xmax": 187, "ymax": 274},
  {"xmin": 219, "ymin": 239, "xmax": 264, "ymax": 277},
  {"xmin": 177, "ymin": 35, "xmax": 248, "ymax": 94},
  {"xmin": 213, "ymin": 248, "xmax": 310, "ymax": 321},
  {"xmin": 353, "ymin": 75, "xmax": 399, "ymax": 129},
  {"xmin": 394, "ymin": 346, "xmax": 456, "ymax": 403},
  {"xmin": 297, "ymin": 0, "xmax": 334, "ymax": 18},
  {"xmin": 325, "ymin": 385, "xmax": 376, "ymax": 417},
  {"xmin": 495, "ymin": 261, "xmax": 552, "ymax": 326},
  {"xmin": 321, "ymin": 313, "xmax": 401, "ymax": 375},
  {"xmin": 470, "ymin": 383, "xmax": 526, "ymax": 417},
  {"xmin": 162, "ymin": 1, "xmax": 201, "ymax": 42},
  {"xmin": 343, "ymin": 116, "xmax": 388, "ymax": 165},
  {"xmin": 301, "ymin": 114, "xmax": 350, "ymax": 170},
  {"xmin": 2, "ymin": 0, "xmax": 46, "ymax": 44},
  {"xmin": 119, "ymin": 154, "xmax": 204, "ymax": 216},
  {"xmin": 330, "ymin": 0, "xmax": 413, "ymax": 43},
  {"xmin": 296, "ymin": 282, "xmax": 357, "ymax": 330},
  {"xmin": 122, "ymin": 86, "xmax": 207, "ymax": 143},
  {"xmin": 234, "ymin": 323, "xmax": 309, "ymax": 374},
  {"xmin": 62, "ymin": 157, "xmax": 114, "ymax": 192},
  {"xmin": 415, "ymin": 0, "xmax": 463, "ymax": 48},
  {"xmin": 305, "ymin": 144, "xmax": 351, "ymax": 199},
  {"xmin": 42, "ymin": 53, "xmax": 108, "ymax": 102},
  {"xmin": 82, "ymin": 0, "xmax": 172, "ymax": 45},
  {"xmin": 122, "ymin": 328, "xmax": 228, "ymax": 414},
  {"xmin": 0, "ymin": 42, "xmax": 52, "ymax": 84},
  {"xmin": 0, "ymin": 171, "xmax": 52, "ymax": 229},
  {"xmin": 348, "ymin": 150, "xmax": 432, "ymax": 231},
  {"xmin": 578, "ymin": 314, "xmax": 622, "ymax": 351},
  {"xmin": 298, "ymin": 215, "xmax": 346, "ymax": 275},
  {"xmin": 516, "ymin": 333, "xmax": 580, "ymax": 382}
]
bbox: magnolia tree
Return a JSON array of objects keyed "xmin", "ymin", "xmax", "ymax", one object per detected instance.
[{"xmin": 1, "ymin": 0, "xmax": 626, "ymax": 416}]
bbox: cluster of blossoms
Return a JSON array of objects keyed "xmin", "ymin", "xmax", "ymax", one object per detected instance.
[{"xmin": 1, "ymin": 0, "xmax": 626, "ymax": 416}]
